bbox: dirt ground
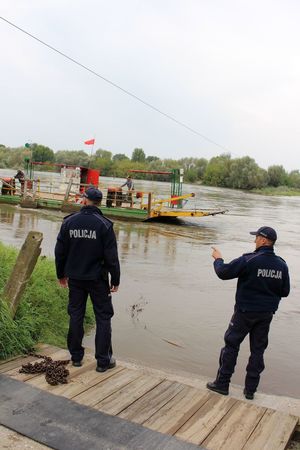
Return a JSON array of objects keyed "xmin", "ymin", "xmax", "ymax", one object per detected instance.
[{"xmin": 0, "ymin": 425, "xmax": 50, "ymax": 450}]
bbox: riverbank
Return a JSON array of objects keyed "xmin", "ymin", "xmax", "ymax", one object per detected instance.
[
  {"xmin": 252, "ymin": 186, "xmax": 300, "ymax": 196},
  {"xmin": 0, "ymin": 243, "xmax": 95, "ymax": 360},
  {"xmin": 182, "ymin": 179, "xmax": 300, "ymax": 196}
]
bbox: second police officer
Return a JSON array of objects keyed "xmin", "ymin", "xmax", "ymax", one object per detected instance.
[{"xmin": 207, "ymin": 226, "xmax": 290, "ymax": 399}]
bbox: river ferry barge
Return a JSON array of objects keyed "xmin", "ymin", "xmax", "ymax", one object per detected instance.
[{"xmin": 0, "ymin": 163, "xmax": 228, "ymax": 222}]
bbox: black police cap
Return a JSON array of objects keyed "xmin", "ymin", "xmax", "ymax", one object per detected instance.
[
  {"xmin": 83, "ymin": 187, "xmax": 103, "ymax": 201},
  {"xmin": 249, "ymin": 226, "xmax": 277, "ymax": 242}
]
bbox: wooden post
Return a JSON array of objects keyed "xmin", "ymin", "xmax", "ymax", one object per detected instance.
[
  {"xmin": 64, "ymin": 178, "xmax": 73, "ymax": 202},
  {"xmin": 3, "ymin": 231, "xmax": 43, "ymax": 317},
  {"xmin": 20, "ymin": 180, "xmax": 38, "ymax": 209},
  {"xmin": 32, "ymin": 179, "xmax": 38, "ymax": 201},
  {"xmin": 147, "ymin": 192, "xmax": 152, "ymax": 217},
  {"xmin": 23, "ymin": 180, "xmax": 28, "ymax": 197},
  {"xmin": 61, "ymin": 178, "xmax": 77, "ymax": 212}
]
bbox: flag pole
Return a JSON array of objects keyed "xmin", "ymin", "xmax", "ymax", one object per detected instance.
[{"xmin": 91, "ymin": 135, "xmax": 95, "ymax": 158}]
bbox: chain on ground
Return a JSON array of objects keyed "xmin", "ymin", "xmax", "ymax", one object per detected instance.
[{"xmin": 19, "ymin": 353, "xmax": 70, "ymax": 385}]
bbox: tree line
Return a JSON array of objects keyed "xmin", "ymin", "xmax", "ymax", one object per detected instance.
[{"xmin": 0, "ymin": 143, "xmax": 299, "ymax": 190}]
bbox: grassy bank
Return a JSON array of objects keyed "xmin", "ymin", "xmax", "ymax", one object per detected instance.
[
  {"xmin": 0, "ymin": 243, "xmax": 95, "ymax": 360},
  {"xmin": 251, "ymin": 186, "xmax": 300, "ymax": 196}
]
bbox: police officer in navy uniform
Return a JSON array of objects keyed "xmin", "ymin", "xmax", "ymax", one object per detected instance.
[
  {"xmin": 55, "ymin": 187, "xmax": 120, "ymax": 372},
  {"xmin": 207, "ymin": 226, "xmax": 290, "ymax": 400}
]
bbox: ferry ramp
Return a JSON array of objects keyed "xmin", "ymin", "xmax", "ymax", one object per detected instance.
[{"xmin": 0, "ymin": 345, "xmax": 298, "ymax": 450}]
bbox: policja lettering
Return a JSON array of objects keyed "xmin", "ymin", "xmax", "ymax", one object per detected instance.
[
  {"xmin": 69, "ymin": 229, "xmax": 97, "ymax": 239},
  {"xmin": 257, "ymin": 268, "xmax": 282, "ymax": 279}
]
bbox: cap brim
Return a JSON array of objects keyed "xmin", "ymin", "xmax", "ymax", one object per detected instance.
[{"xmin": 249, "ymin": 231, "xmax": 258, "ymax": 235}]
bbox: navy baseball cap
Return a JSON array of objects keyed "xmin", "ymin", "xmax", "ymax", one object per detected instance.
[
  {"xmin": 83, "ymin": 187, "xmax": 103, "ymax": 201},
  {"xmin": 249, "ymin": 226, "xmax": 277, "ymax": 242}
]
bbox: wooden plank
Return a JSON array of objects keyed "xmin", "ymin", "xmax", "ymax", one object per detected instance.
[
  {"xmin": 7, "ymin": 348, "xmax": 70, "ymax": 382},
  {"xmin": 8, "ymin": 349, "xmax": 96, "ymax": 382},
  {"xmin": 202, "ymin": 401, "xmax": 266, "ymax": 450},
  {"xmin": 143, "ymin": 386, "xmax": 211, "ymax": 435},
  {"xmin": 118, "ymin": 380, "xmax": 185, "ymax": 424},
  {"xmin": 0, "ymin": 353, "xmax": 29, "ymax": 366},
  {"xmin": 51, "ymin": 365, "xmax": 125, "ymax": 399},
  {"xmin": 26, "ymin": 359, "xmax": 96, "ymax": 390},
  {"xmin": 0, "ymin": 345, "xmax": 62, "ymax": 374},
  {"xmin": 243, "ymin": 409, "xmax": 298, "ymax": 450},
  {"xmin": 95, "ymin": 374, "xmax": 164, "ymax": 415},
  {"xmin": 175, "ymin": 394, "xmax": 237, "ymax": 445},
  {"xmin": 72, "ymin": 369, "xmax": 141, "ymax": 407}
]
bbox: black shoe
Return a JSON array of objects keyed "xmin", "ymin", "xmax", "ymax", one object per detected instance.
[
  {"xmin": 96, "ymin": 357, "xmax": 116, "ymax": 373},
  {"xmin": 72, "ymin": 360, "xmax": 82, "ymax": 367},
  {"xmin": 206, "ymin": 381, "xmax": 229, "ymax": 395},
  {"xmin": 244, "ymin": 389, "xmax": 254, "ymax": 400}
]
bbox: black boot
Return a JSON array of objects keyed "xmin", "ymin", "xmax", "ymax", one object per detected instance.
[
  {"xmin": 206, "ymin": 381, "xmax": 229, "ymax": 395},
  {"xmin": 243, "ymin": 389, "xmax": 254, "ymax": 400},
  {"xmin": 96, "ymin": 356, "xmax": 116, "ymax": 373}
]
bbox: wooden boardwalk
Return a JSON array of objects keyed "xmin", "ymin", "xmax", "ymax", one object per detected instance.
[{"xmin": 0, "ymin": 345, "xmax": 298, "ymax": 450}]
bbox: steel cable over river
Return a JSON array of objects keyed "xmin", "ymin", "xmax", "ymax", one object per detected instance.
[{"xmin": 0, "ymin": 169, "xmax": 299, "ymax": 398}]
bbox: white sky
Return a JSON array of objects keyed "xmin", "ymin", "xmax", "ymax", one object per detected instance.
[{"xmin": 1, "ymin": 0, "xmax": 300, "ymax": 170}]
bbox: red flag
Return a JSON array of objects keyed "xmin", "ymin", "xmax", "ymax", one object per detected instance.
[{"xmin": 84, "ymin": 138, "xmax": 95, "ymax": 145}]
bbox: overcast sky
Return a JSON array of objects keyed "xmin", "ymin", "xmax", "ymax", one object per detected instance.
[{"xmin": 1, "ymin": 1, "xmax": 300, "ymax": 170}]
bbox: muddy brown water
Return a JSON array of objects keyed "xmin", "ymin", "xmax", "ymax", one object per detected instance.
[{"xmin": 0, "ymin": 169, "xmax": 299, "ymax": 398}]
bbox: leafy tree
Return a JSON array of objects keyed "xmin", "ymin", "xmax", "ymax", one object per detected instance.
[
  {"xmin": 267, "ymin": 165, "xmax": 287, "ymax": 187},
  {"xmin": 94, "ymin": 149, "xmax": 112, "ymax": 160},
  {"xmin": 112, "ymin": 159, "xmax": 146, "ymax": 178},
  {"xmin": 195, "ymin": 158, "xmax": 208, "ymax": 179},
  {"xmin": 131, "ymin": 148, "xmax": 146, "ymax": 162},
  {"xmin": 112, "ymin": 153, "xmax": 129, "ymax": 161},
  {"xmin": 184, "ymin": 168, "xmax": 198, "ymax": 183},
  {"xmin": 146, "ymin": 155, "xmax": 159, "ymax": 163},
  {"xmin": 287, "ymin": 170, "xmax": 300, "ymax": 189},
  {"xmin": 90, "ymin": 158, "xmax": 113, "ymax": 176},
  {"xmin": 0, "ymin": 146, "xmax": 29, "ymax": 169},
  {"xmin": 31, "ymin": 144, "xmax": 55, "ymax": 163},
  {"xmin": 203, "ymin": 154, "xmax": 232, "ymax": 187},
  {"xmin": 55, "ymin": 150, "xmax": 90, "ymax": 167},
  {"xmin": 178, "ymin": 157, "xmax": 208, "ymax": 182},
  {"xmin": 228, "ymin": 157, "xmax": 268, "ymax": 190}
]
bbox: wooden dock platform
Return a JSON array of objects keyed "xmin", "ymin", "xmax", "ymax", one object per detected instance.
[{"xmin": 0, "ymin": 345, "xmax": 298, "ymax": 450}]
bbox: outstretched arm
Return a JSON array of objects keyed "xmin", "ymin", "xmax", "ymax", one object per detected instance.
[{"xmin": 211, "ymin": 246, "xmax": 246, "ymax": 280}]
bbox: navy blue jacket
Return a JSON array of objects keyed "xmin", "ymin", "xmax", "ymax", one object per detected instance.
[
  {"xmin": 214, "ymin": 246, "xmax": 290, "ymax": 312},
  {"xmin": 55, "ymin": 206, "xmax": 120, "ymax": 285}
]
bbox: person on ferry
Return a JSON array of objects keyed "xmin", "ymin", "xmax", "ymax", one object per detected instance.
[
  {"xmin": 120, "ymin": 175, "xmax": 134, "ymax": 191},
  {"xmin": 14, "ymin": 170, "xmax": 25, "ymax": 193}
]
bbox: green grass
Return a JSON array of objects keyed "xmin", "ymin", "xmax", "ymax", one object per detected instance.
[
  {"xmin": 0, "ymin": 242, "xmax": 95, "ymax": 360},
  {"xmin": 252, "ymin": 186, "xmax": 300, "ymax": 196}
]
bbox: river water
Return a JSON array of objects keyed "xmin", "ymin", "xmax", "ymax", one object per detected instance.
[{"xmin": 0, "ymin": 168, "xmax": 299, "ymax": 398}]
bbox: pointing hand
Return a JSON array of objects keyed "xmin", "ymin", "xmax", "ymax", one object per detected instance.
[{"xmin": 211, "ymin": 246, "xmax": 222, "ymax": 260}]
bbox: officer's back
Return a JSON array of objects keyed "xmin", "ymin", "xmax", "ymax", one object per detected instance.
[
  {"xmin": 55, "ymin": 188, "xmax": 120, "ymax": 284},
  {"xmin": 236, "ymin": 246, "xmax": 290, "ymax": 311}
]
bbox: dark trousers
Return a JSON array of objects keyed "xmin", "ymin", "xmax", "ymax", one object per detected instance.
[
  {"xmin": 215, "ymin": 310, "xmax": 273, "ymax": 393},
  {"xmin": 67, "ymin": 278, "xmax": 114, "ymax": 367}
]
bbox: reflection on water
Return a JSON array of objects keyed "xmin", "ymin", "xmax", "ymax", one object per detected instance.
[{"xmin": 0, "ymin": 172, "xmax": 300, "ymax": 398}]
